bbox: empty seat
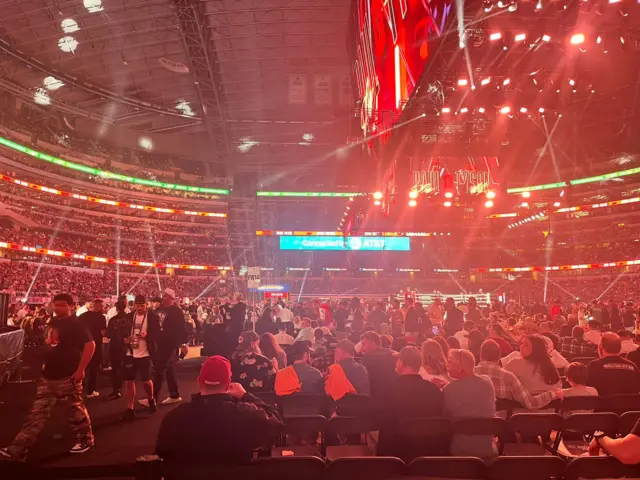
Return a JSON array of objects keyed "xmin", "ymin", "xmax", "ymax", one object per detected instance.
[
  {"xmin": 326, "ymin": 415, "xmax": 378, "ymax": 459},
  {"xmin": 327, "ymin": 457, "xmax": 405, "ymax": 480},
  {"xmin": 279, "ymin": 394, "xmax": 328, "ymax": 416},
  {"xmin": 379, "ymin": 417, "xmax": 451, "ymax": 461},
  {"xmin": 562, "ymin": 412, "xmax": 619, "ymax": 437},
  {"xmin": 453, "ymin": 417, "xmax": 507, "ymax": 455},
  {"xmin": 252, "ymin": 456, "xmax": 326, "ymax": 480},
  {"xmin": 335, "ymin": 394, "xmax": 372, "ymax": 417},
  {"xmin": 496, "ymin": 398, "xmax": 524, "ymax": 419},
  {"xmin": 408, "ymin": 456, "xmax": 487, "ymax": 479},
  {"xmin": 619, "ymin": 411, "xmax": 640, "ymax": 435},
  {"xmin": 564, "ymin": 456, "xmax": 640, "ymax": 480},
  {"xmin": 505, "ymin": 413, "xmax": 563, "ymax": 455},
  {"xmin": 489, "ymin": 456, "xmax": 566, "ymax": 480},
  {"xmin": 557, "ymin": 396, "xmax": 604, "ymax": 414},
  {"xmin": 277, "ymin": 415, "xmax": 327, "ymax": 457}
]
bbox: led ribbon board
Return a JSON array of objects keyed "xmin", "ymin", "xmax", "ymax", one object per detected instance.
[
  {"xmin": 279, "ymin": 235, "xmax": 410, "ymax": 251},
  {"xmin": 0, "ymin": 136, "xmax": 229, "ymax": 195}
]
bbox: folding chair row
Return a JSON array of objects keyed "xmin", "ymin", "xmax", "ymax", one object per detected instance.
[
  {"xmin": 247, "ymin": 456, "xmax": 640, "ymax": 480},
  {"xmin": 496, "ymin": 394, "xmax": 640, "ymax": 417},
  {"xmin": 253, "ymin": 392, "xmax": 372, "ymax": 416}
]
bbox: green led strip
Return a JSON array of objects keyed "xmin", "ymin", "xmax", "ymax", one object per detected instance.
[
  {"xmin": 506, "ymin": 181, "xmax": 568, "ymax": 194},
  {"xmin": 569, "ymin": 167, "xmax": 640, "ymax": 186},
  {"xmin": 257, "ymin": 191, "xmax": 365, "ymax": 197},
  {"xmin": 508, "ymin": 166, "xmax": 640, "ymax": 194},
  {"xmin": 0, "ymin": 136, "xmax": 229, "ymax": 195}
]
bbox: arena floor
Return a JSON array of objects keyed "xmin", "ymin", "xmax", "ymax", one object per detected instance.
[{"xmin": 0, "ymin": 348, "xmax": 206, "ymax": 466}]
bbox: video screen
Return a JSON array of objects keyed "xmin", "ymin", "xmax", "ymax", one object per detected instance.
[{"xmin": 279, "ymin": 236, "xmax": 411, "ymax": 251}]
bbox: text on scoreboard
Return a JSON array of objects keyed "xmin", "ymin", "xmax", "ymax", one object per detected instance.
[{"xmin": 279, "ymin": 236, "xmax": 410, "ymax": 251}]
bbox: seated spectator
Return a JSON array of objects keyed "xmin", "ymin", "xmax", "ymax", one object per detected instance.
[
  {"xmin": 275, "ymin": 323, "xmax": 294, "ymax": 347},
  {"xmin": 274, "ymin": 341, "xmax": 324, "ymax": 396},
  {"xmin": 563, "ymin": 362, "xmax": 598, "ymax": 397},
  {"xmin": 475, "ymin": 340, "xmax": 561, "ymax": 409},
  {"xmin": 584, "ymin": 320, "xmax": 602, "ymax": 345},
  {"xmin": 543, "ymin": 335, "xmax": 570, "ymax": 369},
  {"xmin": 259, "ymin": 333, "xmax": 287, "ymax": 370},
  {"xmin": 503, "ymin": 334, "xmax": 562, "ymax": 394},
  {"xmin": 325, "ymin": 340, "xmax": 370, "ymax": 401},
  {"xmin": 588, "ymin": 332, "xmax": 640, "ymax": 397},
  {"xmin": 588, "ymin": 417, "xmax": 640, "ymax": 464},
  {"xmin": 447, "ymin": 336, "xmax": 461, "ymax": 350},
  {"xmin": 380, "ymin": 334, "xmax": 393, "ymax": 349},
  {"xmin": 444, "ymin": 349, "xmax": 497, "ymax": 458},
  {"xmin": 155, "ymin": 356, "xmax": 284, "ymax": 463},
  {"xmin": 618, "ymin": 330, "xmax": 638, "ymax": 354},
  {"xmin": 419, "ymin": 339, "xmax": 453, "ymax": 388},
  {"xmin": 295, "ymin": 317, "xmax": 314, "ymax": 343},
  {"xmin": 360, "ymin": 331, "xmax": 398, "ymax": 399},
  {"xmin": 467, "ymin": 329, "xmax": 486, "ymax": 365},
  {"xmin": 376, "ymin": 346, "xmax": 445, "ymax": 459},
  {"xmin": 488, "ymin": 324, "xmax": 515, "ymax": 355},
  {"xmin": 454, "ymin": 320, "xmax": 475, "ymax": 349},
  {"xmin": 559, "ymin": 326, "xmax": 598, "ymax": 359},
  {"xmin": 231, "ymin": 331, "xmax": 276, "ymax": 393}
]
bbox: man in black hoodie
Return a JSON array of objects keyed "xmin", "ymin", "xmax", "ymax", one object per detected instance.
[
  {"xmin": 156, "ymin": 355, "xmax": 283, "ymax": 463},
  {"xmin": 140, "ymin": 288, "xmax": 187, "ymax": 407}
]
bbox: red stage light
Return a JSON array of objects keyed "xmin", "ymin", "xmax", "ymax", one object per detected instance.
[
  {"xmin": 538, "ymin": 107, "xmax": 545, "ymax": 113},
  {"xmin": 460, "ymin": 107, "xmax": 468, "ymax": 113},
  {"xmin": 478, "ymin": 107, "xmax": 486, "ymax": 113},
  {"xmin": 457, "ymin": 78, "xmax": 469, "ymax": 86},
  {"xmin": 489, "ymin": 32, "xmax": 502, "ymax": 41},
  {"xmin": 442, "ymin": 107, "xmax": 451, "ymax": 113},
  {"xmin": 514, "ymin": 33, "xmax": 526, "ymax": 42},
  {"xmin": 481, "ymin": 77, "xmax": 491, "ymax": 86},
  {"xmin": 570, "ymin": 33, "xmax": 585, "ymax": 45},
  {"xmin": 500, "ymin": 106, "xmax": 511, "ymax": 114},
  {"xmin": 503, "ymin": 78, "xmax": 510, "ymax": 86},
  {"xmin": 520, "ymin": 107, "xmax": 528, "ymax": 113},
  {"xmin": 408, "ymin": 200, "xmax": 417, "ymax": 207},
  {"xmin": 542, "ymin": 34, "xmax": 551, "ymax": 42}
]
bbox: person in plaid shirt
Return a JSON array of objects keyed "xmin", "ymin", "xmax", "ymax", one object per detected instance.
[
  {"xmin": 475, "ymin": 340, "xmax": 563, "ymax": 409},
  {"xmin": 559, "ymin": 326, "xmax": 598, "ymax": 359}
]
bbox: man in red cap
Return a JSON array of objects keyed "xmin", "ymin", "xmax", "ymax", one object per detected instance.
[{"xmin": 155, "ymin": 356, "xmax": 284, "ymax": 463}]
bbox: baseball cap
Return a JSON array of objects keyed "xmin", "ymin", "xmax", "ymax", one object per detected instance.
[
  {"xmin": 335, "ymin": 339, "xmax": 356, "ymax": 356},
  {"xmin": 199, "ymin": 356, "xmax": 232, "ymax": 388},
  {"xmin": 134, "ymin": 294, "xmax": 146, "ymax": 305},
  {"xmin": 163, "ymin": 288, "xmax": 176, "ymax": 299}
]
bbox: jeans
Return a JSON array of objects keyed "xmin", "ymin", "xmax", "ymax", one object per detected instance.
[{"xmin": 152, "ymin": 350, "xmax": 180, "ymax": 400}]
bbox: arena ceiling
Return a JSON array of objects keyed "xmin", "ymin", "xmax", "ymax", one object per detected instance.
[{"xmin": 0, "ymin": 0, "xmax": 354, "ymax": 166}]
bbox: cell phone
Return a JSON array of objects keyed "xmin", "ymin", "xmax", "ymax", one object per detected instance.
[{"xmin": 432, "ymin": 326, "xmax": 439, "ymax": 336}]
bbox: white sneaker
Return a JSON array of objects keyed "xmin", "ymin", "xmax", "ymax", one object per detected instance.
[
  {"xmin": 161, "ymin": 396, "xmax": 182, "ymax": 405},
  {"xmin": 86, "ymin": 391, "xmax": 100, "ymax": 399},
  {"xmin": 69, "ymin": 441, "xmax": 93, "ymax": 454},
  {"xmin": 138, "ymin": 399, "xmax": 150, "ymax": 407}
]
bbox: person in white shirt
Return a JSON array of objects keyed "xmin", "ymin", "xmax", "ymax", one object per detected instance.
[
  {"xmin": 428, "ymin": 298, "xmax": 444, "ymax": 325},
  {"xmin": 454, "ymin": 321, "xmax": 475, "ymax": 350},
  {"xmin": 503, "ymin": 334, "xmax": 562, "ymax": 395},
  {"xmin": 76, "ymin": 301, "xmax": 90, "ymax": 318},
  {"xmin": 122, "ymin": 295, "xmax": 159, "ymax": 421},
  {"xmin": 619, "ymin": 330, "xmax": 639, "ymax": 354},
  {"xmin": 275, "ymin": 303, "xmax": 294, "ymax": 324},
  {"xmin": 275, "ymin": 323, "xmax": 294, "ymax": 346},
  {"xmin": 584, "ymin": 321, "xmax": 602, "ymax": 346},
  {"xmin": 295, "ymin": 318, "xmax": 314, "ymax": 343}
]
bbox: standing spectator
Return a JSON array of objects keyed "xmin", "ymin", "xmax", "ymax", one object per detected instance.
[
  {"xmin": 141, "ymin": 288, "xmax": 187, "ymax": 407},
  {"xmin": 466, "ymin": 297, "xmax": 483, "ymax": 323},
  {"xmin": 259, "ymin": 333, "xmax": 287, "ymax": 370},
  {"xmin": 106, "ymin": 301, "xmax": 128, "ymax": 398},
  {"xmin": 325, "ymin": 340, "xmax": 370, "ymax": 401},
  {"xmin": 155, "ymin": 356, "xmax": 284, "ymax": 464},
  {"xmin": 475, "ymin": 340, "xmax": 562, "ymax": 409},
  {"xmin": 428, "ymin": 298, "xmax": 444, "ymax": 326},
  {"xmin": 231, "ymin": 331, "xmax": 276, "ymax": 393},
  {"xmin": 584, "ymin": 320, "xmax": 602, "ymax": 345},
  {"xmin": 122, "ymin": 295, "xmax": 160, "ymax": 420},
  {"xmin": 0, "ymin": 293, "xmax": 95, "ymax": 460},
  {"xmin": 78, "ymin": 299, "xmax": 107, "ymax": 398},
  {"xmin": 444, "ymin": 349, "xmax": 496, "ymax": 458},
  {"xmin": 376, "ymin": 346, "xmax": 445, "ymax": 459},
  {"xmin": 588, "ymin": 332, "xmax": 640, "ymax": 397},
  {"xmin": 366, "ymin": 301, "xmax": 388, "ymax": 333},
  {"xmin": 255, "ymin": 307, "xmax": 277, "ymax": 335},
  {"xmin": 229, "ymin": 294, "xmax": 247, "ymax": 342},
  {"xmin": 454, "ymin": 321, "xmax": 475, "ymax": 349},
  {"xmin": 275, "ymin": 302, "xmax": 294, "ymax": 329},
  {"xmin": 443, "ymin": 297, "xmax": 464, "ymax": 337},
  {"xmin": 360, "ymin": 331, "xmax": 398, "ymax": 399},
  {"xmin": 349, "ymin": 297, "xmax": 365, "ymax": 334}
]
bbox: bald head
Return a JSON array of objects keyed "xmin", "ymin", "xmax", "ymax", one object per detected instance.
[{"xmin": 600, "ymin": 332, "xmax": 622, "ymax": 356}]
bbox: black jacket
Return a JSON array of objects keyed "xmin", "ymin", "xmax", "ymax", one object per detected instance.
[
  {"xmin": 156, "ymin": 304, "xmax": 187, "ymax": 353},
  {"xmin": 155, "ymin": 392, "xmax": 284, "ymax": 464},
  {"xmin": 361, "ymin": 348, "xmax": 398, "ymax": 399}
]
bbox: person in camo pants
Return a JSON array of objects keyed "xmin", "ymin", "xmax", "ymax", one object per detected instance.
[{"xmin": 1, "ymin": 293, "xmax": 95, "ymax": 461}]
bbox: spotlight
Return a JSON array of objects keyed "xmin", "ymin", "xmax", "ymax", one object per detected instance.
[
  {"xmin": 486, "ymin": 190, "xmax": 496, "ymax": 199},
  {"xmin": 478, "ymin": 107, "xmax": 486, "ymax": 113},
  {"xmin": 349, "ymin": 197, "xmax": 354, "ymax": 202},
  {"xmin": 538, "ymin": 107, "xmax": 545, "ymax": 113},
  {"xmin": 596, "ymin": 36, "xmax": 602, "ymax": 44},
  {"xmin": 497, "ymin": 0, "xmax": 504, "ymax": 7},
  {"xmin": 481, "ymin": 77, "xmax": 491, "ymax": 86},
  {"xmin": 409, "ymin": 190, "xmax": 419, "ymax": 199},
  {"xmin": 373, "ymin": 200, "xmax": 381, "ymax": 206},
  {"xmin": 503, "ymin": 78, "xmax": 510, "ymax": 86},
  {"xmin": 458, "ymin": 78, "xmax": 469, "ymax": 86},
  {"xmin": 521, "ymin": 202, "xmax": 529, "ymax": 207},
  {"xmin": 373, "ymin": 191, "xmax": 383, "ymax": 200},
  {"xmin": 500, "ymin": 106, "xmax": 511, "ymax": 114},
  {"xmin": 484, "ymin": 200, "xmax": 494, "ymax": 208},
  {"xmin": 489, "ymin": 32, "xmax": 502, "ymax": 41},
  {"xmin": 620, "ymin": 36, "xmax": 625, "ymax": 45},
  {"xmin": 535, "ymin": 0, "xmax": 543, "ymax": 10},
  {"xmin": 522, "ymin": 191, "xmax": 531, "ymax": 198},
  {"xmin": 444, "ymin": 191, "xmax": 454, "ymax": 199},
  {"xmin": 569, "ymin": 79, "xmax": 576, "ymax": 86},
  {"xmin": 542, "ymin": 34, "xmax": 551, "ymax": 42},
  {"xmin": 553, "ymin": 201, "xmax": 561, "ymax": 207},
  {"xmin": 508, "ymin": 1, "xmax": 517, "ymax": 11},
  {"xmin": 570, "ymin": 33, "xmax": 585, "ymax": 45},
  {"xmin": 443, "ymin": 201, "xmax": 453, "ymax": 207},
  {"xmin": 408, "ymin": 200, "xmax": 417, "ymax": 207},
  {"xmin": 520, "ymin": 107, "xmax": 528, "ymax": 113},
  {"xmin": 609, "ymin": 0, "xmax": 621, "ymax": 3},
  {"xmin": 514, "ymin": 33, "xmax": 526, "ymax": 42},
  {"xmin": 442, "ymin": 107, "xmax": 451, "ymax": 113},
  {"xmin": 460, "ymin": 107, "xmax": 468, "ymax": 113}
]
